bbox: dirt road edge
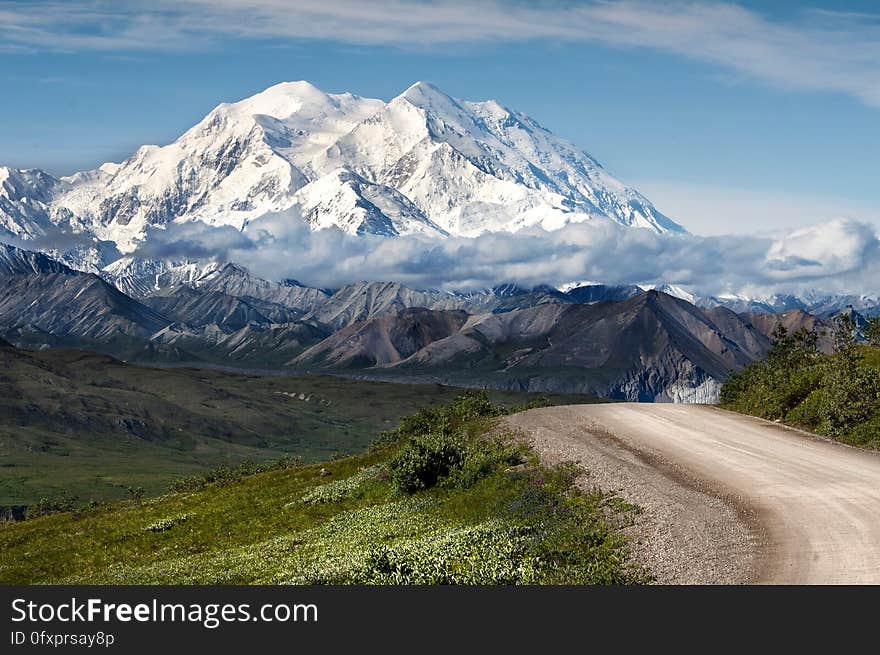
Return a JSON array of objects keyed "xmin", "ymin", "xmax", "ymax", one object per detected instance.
[{"xmin": 504, "ymin": 407, "xmax": 762, "ymax": 584}]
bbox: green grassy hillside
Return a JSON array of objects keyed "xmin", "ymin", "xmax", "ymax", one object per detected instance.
[
  {"xmin": 0, "ymin": 346, "xmax": 600, "ymax": 504},
  {"xmin": 0, "ymin": 393, "xmax": 644, "ymax": 586}
]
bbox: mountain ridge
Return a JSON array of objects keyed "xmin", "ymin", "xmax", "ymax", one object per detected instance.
[
  {"xmin": 292, "ymin": 290, "xmax": 771, "ymax": 402},
  {"xmin": 1, "ymin": 242, "xmax": 871, "ymax": 402},
  {"xmin": 0, "ymin": 80, "xmax": 684, "ymax": 273}
]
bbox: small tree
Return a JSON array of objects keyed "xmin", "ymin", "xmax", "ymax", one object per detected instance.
[
  {"xmin": 819, "ymin": 313, "xmax": 879, "ymax": 435},
  {"xmin": 791, "ymin": 327, "xmax": 819, "ymax": 358},
  {"xmin": 766, "ymin": 323, "xmax": 818, "ymax": 368},
  {"xmin": 867, "ymin": 316, "xmax": 880, "ymax": 347},
  {"xmin": 767, "ymin": 323, "xmax": 793, "ymax": 365},
  {"xmin": 833, "ymin": 313, "xmax": 860, "ymax": 361},
  {"xmin": 747, "ymin": 322, "xmax": 822, "ymax": 418}
]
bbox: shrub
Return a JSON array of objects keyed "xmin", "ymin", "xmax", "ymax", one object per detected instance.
[
  {"xmin": 446, "ymin": 436, "xmax": 529, "ymax": 489},
  {"xmin": 26, "ymin": 494, "xmax": 80, "ymax": 519},
  {"xmin": 446, "ymin": 390, "xmax": 506, "ymax": 423},
  {"xmin": 169, "ymin": 455, "xmax": 302, "ymax": 493},
  {"xmin": 126, "ymin": 486, "xmax": 145, "ymax": 502},
  {"xmin": 389, "ymin": 431, "xmax": 530, "ymax": 494},
  {"xmin": 385, "ymin": 393, "xmax": 532, "ymax": 493},
  {"xmin": 817, "ymin": 363, "xmax": 880, "ymax": 436},
  {"xmin": 390, "ymin": 432, "xmax": 466, "ymax": 493},
  {"xmin": 846, "ymin": 413, "xmax": 880, "ymax": 448},
  {"xmin": 785, "ymin": 388, "xmax": 828, "ymax": 429},
  {"xmin": 372, "ymin": 391, "xmax": 506, "ymax": 449},
  {"xmin": 510, "ymin": 396, "xmax": 552, "ymax": 413},
  {"xmin": 868, "ymin": 316, "xmax": 880, "ymax": 347},
  {"xmin": 721, "ymin": 319, "xmax": 880, "ymax": 445}
]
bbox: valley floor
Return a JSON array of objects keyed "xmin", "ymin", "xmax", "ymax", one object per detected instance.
[{"xmin": 0, "ymin": 346, "xmax": 598, "ymax": 504}]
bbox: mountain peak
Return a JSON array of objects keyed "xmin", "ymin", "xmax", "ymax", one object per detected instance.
[
  {"xmin": 402, "ymin": 80, "xmax": 444, "ymax": 95},
  {"xmin": 255, "ymin": 79, "xmax": 327, "ymax": 99},
  {"xmin": 219, "ymin": 80, "xmax": 336, "ymax": 120},
  {"xmin": 2, "ymin": 80, "xmax": 686, "ymax": 270},
  {"xmin": 272, "ymin": 79, "xmax": 324, "ymax": 93},
  {"xmin": 0, "ymin": 242, "xmax": 73, "ymax": 276},
  {"xmin": 396, "ymin": 80, "xmax": 464, "ymax": 116},
  {"xmin": 215, "ymin": 261, "xmax": 250, "ymax": 277}
]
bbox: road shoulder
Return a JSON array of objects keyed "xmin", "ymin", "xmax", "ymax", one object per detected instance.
[{"xmin": 504, "ymin": 406, "xmax": 761, "ymax": 584}]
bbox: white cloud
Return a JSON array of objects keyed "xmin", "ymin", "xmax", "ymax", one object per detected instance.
[
  {"xmin": 2, "ymin": 1, "xmax": 880, "ymax": 107},
  {"xmin": 132, "ymin": 213, "xmax": 880, "ymax": 298},
  {"xmin": 633, "ymin": 179, "xmax": 880, "ymax": 236}
]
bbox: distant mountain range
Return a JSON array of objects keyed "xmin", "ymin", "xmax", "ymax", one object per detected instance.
[
  {"xmin": 99, "ymin": 254, "xmax": 880, "ymax": 322},
  {"xmin": 3, "ymin": 241, "xmax": 863, "ymax": 403},
  {"xmin": 661, "ymin": 285, "xmax": 880, "ymax": 319},
  {"xmin": 292, "ymin": 295, "xmax": 770, "ymax": 402},
  {"xmin": 0, "ymin": 80, "xmax": 872, "ymax": 401},
  {"xmin": 1, "ymin": 80, "xmax": 872, "ymax": 316}
]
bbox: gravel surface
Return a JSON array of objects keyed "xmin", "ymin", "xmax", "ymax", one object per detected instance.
[
  {"xmin": 507, "ymin": 403, "xmax": 880, "ymax": 584},
  {"xmin": 506, "ymin": 406, "xmax": 760, "ymax": 584}
]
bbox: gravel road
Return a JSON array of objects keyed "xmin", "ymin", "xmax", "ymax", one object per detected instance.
[{"xmin": 505, "ymin": 403, "xmax": 880, "ymax": 584}]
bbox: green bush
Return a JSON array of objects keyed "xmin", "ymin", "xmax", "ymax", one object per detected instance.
[
  {"xmin": 386, "ymin": 399, "xmax": 528, "ymax": 494},
  {"xmin": 373, "ymin": 391, "xmax": 506, "ymax": 449},
  {"xmin": 126, "ymin": 486, "xmax": 145, "ymax": 502},
  {"xmin": 446, "ymin": 436, "xmax": 529, "ymax": 489},
  {"xmin": 845, "ymin": 413, "xmax": 880, "ymax": 448},
  {"xmin": 390, "ymin": 432, "xmax": 466, "ymax": 493},
  {"xmin": 510, "ymin": 396, "xmax": 552, "ymax": 413},
  {"xmin": 169, "ymin": 455, "xmax": 302, "ymax": 493},
  {"xmin": 816, "ymin": 362, "xmax": 880, "ymax": 437},
  {"xmin": 389, "ymin": 433, "xmax": 529, "ymax": 493},
  {"xmin": 26, "ymin": 494, "xmax": 80, "ymax": 519},
  {"xmin": 447, "ymin": 390, "xmax": 507, "ymax": 422},
  {"xmin": 785, "ymin": 388, "xmax": 828, "ymax": 429},
  {"xmin": 385, "ymin": 392, "xmax": 534, "ymax": 493},
  {"xmin": 868, "ymin": 316, "xmax": 880, "ymax": 347}
]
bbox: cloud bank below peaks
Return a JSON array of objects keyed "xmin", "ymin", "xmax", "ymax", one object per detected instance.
[{"xmin": 132, "ymin": 212, "xmax": 880, "ymax": 297}]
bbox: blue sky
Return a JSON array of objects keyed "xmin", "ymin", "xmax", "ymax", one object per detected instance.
[{"xmin": 1, "ymin": 0, "xmax": 878, "ymax": 235}]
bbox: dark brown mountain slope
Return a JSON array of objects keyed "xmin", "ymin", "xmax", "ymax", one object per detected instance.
[
  {"xmin": 291, "ymin": 291, "xmax": 769, "ymax": 401},
  {"xmin": 294, "ymin": 307, "xmax": 469, "ymax": 368},
  {"xmin": 742, "ymin": 309, "xmax": 835, "ymax": 353}
]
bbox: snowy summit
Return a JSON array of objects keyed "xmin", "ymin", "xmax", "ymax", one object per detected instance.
[{"xmin": 0, "ymin": 80, "xmax": 684, "ymax": 262}]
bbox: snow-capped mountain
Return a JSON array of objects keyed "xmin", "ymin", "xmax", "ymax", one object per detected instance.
[
  {"xmin": 639, "ymin": 283, "xmax": 696, "ymax": 305},
  {"xmin": 643, "ymin": 285, "xmax": 880, "ymax": 318},
  {"xmin": 558, "ymin": 277, "xmax": 880, "ymax": 318},
  {"xmin": 0, "ymin": 241, "xmax": 72, "ymax": 276},
  {"xmin": 101, "ymin": 257, "xmax": 216, "ymax": 298},
  {"xmin": 315, "ymin": 81, "xmax": 682, "ymax": 236},
  {"xmin": 0, "ymin": 80, "xmax": 683, "ymax": 268},
  {"xmin": 0, "ymin": 168, "xmax": 58, "ymax": 239}
]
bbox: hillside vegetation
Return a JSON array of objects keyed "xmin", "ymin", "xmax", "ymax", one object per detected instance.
[
  {"xmin": 0, "ymin": 393, "xmax": 645, "ymax": 585},
  {"xmin": 721, "ymin": 315, "xmax": 880, "ymax": 448},
  {"xmin": 0, "ymin": 343, "xmax": 599, "ymax": 504}
]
